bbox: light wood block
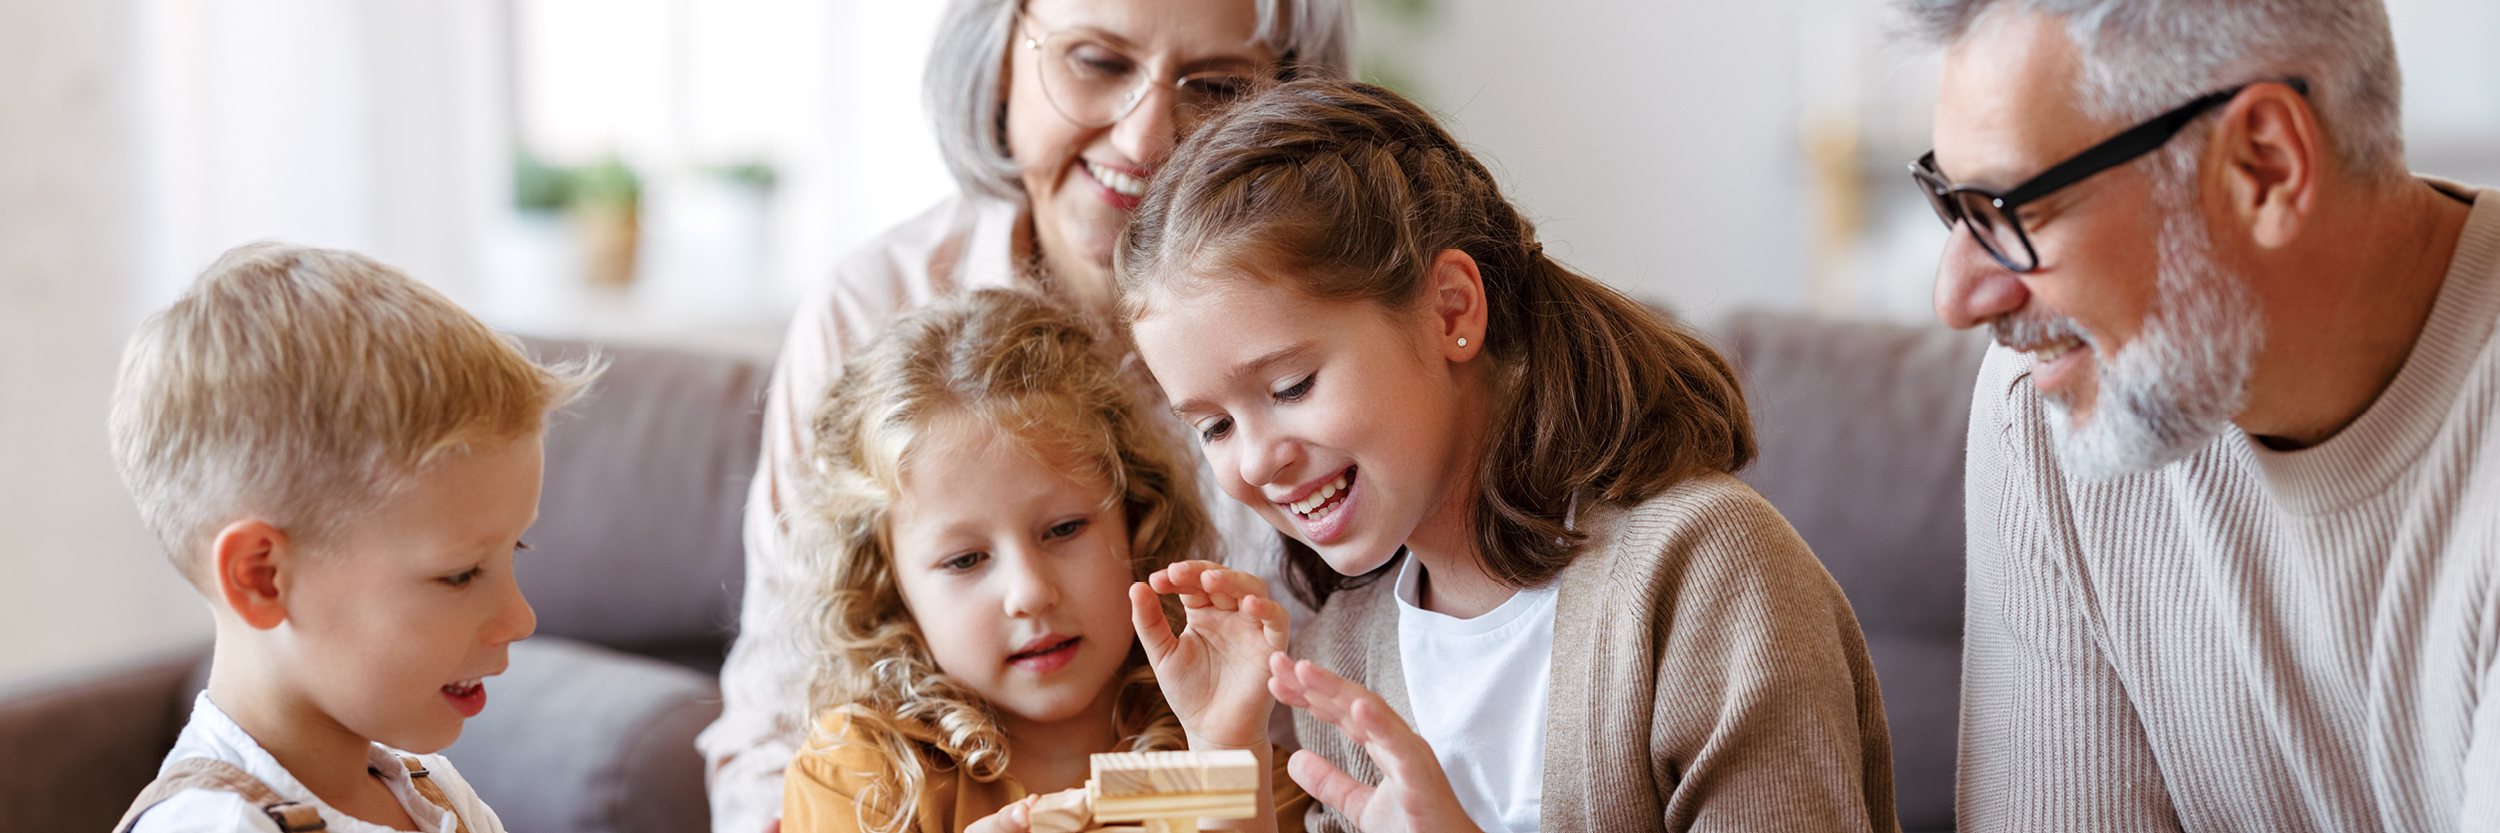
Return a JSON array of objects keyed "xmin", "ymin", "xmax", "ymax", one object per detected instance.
[
  {"xmin": 1090, "ymin": 750, "xmax": 1259, "ymax": 797},
  {"xmin": 1090, "ymin": 790, "xmax": 1258, "ymax": 822},
  {"xmin": 1028, "ymin": 787, "xmax": 1093, "ymax": 833}
]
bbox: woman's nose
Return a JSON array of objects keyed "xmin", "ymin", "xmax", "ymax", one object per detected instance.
[
  {"xmin": 1111, "ymin": 85, "xmax": 1179, "ymax": 168},
  {"xmin": 1935, "ymin": 231, "xmax": 2032, "ymax": 330}
]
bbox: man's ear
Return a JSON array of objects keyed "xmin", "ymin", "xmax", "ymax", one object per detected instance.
[
  {"xmin": 211, "ymin": 520, "xmax": 292, "ymax": 630},
  {"xmin": 1428, "ymin": 249, "xmax": 1490, "ymax": 363},
  {"xmin": 2214, "ymin": 81, "xmax": 2320, "ymax": 250}
]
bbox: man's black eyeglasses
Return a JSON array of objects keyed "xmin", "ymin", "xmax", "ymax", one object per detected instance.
[{"xmin": 1910, "ymin": 78, "xmax": 2309, "ymax": 273}]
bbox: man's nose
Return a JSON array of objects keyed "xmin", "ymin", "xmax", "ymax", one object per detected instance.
[{"xmin": 1935, "ymin": 230, "xmax": 2030, "ymax": 330}]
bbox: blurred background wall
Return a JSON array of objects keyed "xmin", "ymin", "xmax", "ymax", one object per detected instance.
[{"xmin": 4, "ymin": 0, "xmax": 2497, "ymax": 682}]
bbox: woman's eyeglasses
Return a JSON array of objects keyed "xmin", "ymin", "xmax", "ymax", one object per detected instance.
[
  {"xmin": 1909, "ymin": 78, "xmax": 2308, "ymax": 273},
  {"xmin": 1020, "ymin": 13, "xmax": 1263, "ymax": 130}
]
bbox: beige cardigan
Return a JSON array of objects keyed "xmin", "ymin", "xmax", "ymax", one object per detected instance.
[{"xmin": 1292, "ymin": 473, "xmax": 1901, "ymax": 833}]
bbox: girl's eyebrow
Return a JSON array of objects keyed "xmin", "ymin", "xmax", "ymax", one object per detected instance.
[{"xmin": 1170, "ymin": 341, "xmax": 1317, "ymax": 416}]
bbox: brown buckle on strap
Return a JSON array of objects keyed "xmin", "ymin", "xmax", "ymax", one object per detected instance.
[
  {"xmin": 399, "ymin": 755, "xmax": 471, "ymax": 833},
  {"xmin": 116, "ymin": 758, "xmax": 328, "ymax": 833}
]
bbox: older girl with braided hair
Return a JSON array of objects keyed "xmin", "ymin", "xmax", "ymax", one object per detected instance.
[{"xmin": 1116, "ymin": 78, "xmax": 1903, "ymax": 833}]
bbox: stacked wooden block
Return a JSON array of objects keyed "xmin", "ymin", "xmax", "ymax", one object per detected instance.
[{"xmin": 1028, "ymin": 749, "xmax": 1260, "ymax": 833}]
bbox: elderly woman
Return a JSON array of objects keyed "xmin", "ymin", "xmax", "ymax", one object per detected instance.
[{"xmin": 697, "ymin": 1, "xmax": 1351, "ymax": 830}]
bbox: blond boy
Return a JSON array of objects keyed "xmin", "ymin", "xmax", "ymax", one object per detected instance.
[{"xmin": 107, "ymin": 242, "xmax": 599, "ymax": 833}]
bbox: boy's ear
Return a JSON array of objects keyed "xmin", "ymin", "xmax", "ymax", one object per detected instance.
[
  {"xmin": 211, "ymin": 520, "xmax": 292, "ymax": 630},
  {"xmin": 1429, "ymin": 249, "xmax": 1489, "ymax": 363}
]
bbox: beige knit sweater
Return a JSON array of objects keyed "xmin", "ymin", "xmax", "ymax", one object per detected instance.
[
  {"xmin": 1958, "ymin": 180, "xmax": 2500, "ymax": 832},
  {"xmin": 1292, "ymin": 473, "xmax": 1902, "ymax": 833}
]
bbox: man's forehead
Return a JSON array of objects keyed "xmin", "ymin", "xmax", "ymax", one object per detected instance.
[{"xmin": 1933, "ymin": 8, "xmax": 2102, "ymax": 188}]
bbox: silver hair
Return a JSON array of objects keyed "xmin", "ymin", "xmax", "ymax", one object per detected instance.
[
  {"xmin": 925, "ymin": 0, "xmax": 1355, "ymax": 203},
  {"xmin": 1902, "ymin": 0, "xmax": 2406, "ymax": 182}
]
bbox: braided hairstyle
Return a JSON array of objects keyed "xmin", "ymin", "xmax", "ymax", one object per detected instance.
[{"xmin": 1117, "ymin": 78, "xmax": 1755, "ymax": 607}]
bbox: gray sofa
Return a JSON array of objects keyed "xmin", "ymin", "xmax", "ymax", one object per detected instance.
[{"xmin": 0, "ymin": 312, "xmax": 1983, "ymax": 833}]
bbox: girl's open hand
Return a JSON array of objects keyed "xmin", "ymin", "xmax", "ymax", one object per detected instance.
[
  {"xmin": 1268, "ymin": 655, "xmax": 1484, "ymax": 833},
  {"xmin": 1129, "ymin": 560, "xmax": 1289, "ymax": 750}
]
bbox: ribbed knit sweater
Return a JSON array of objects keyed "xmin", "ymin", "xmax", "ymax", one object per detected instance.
[
  {"xmin": 1292, "ymin": 473, "xmax": 1902, "ymax": 833},
  {"xmin": 1958, "ymin": 180, "xmax": 2500, "ymax": 832}
]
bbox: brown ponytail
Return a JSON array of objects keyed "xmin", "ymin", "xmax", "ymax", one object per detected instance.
[{"xmin": 1118, "ymin": 78, "xmax": 1753, "ymax": 607}]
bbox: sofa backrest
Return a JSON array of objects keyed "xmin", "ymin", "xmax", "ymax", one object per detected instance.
[
  {"xmin": 518, "ymin": 338, "xmax": 769, "ymax": 673},
  {"xmin": 1717, "ymin": 311, "xmax": 1989, "ymax": 832}
]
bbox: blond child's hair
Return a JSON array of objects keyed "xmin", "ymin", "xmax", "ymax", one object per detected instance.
[
  {"xmin": 793, "ymin": 288, "xmax": 1210, "ymax": 833},
  {"xmin": 108, "ymin": 241, "xmax": 599, "ymax": 585}
]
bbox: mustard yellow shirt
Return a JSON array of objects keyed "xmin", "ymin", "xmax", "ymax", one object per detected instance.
[{"xmin": 783, "ymin": 706, "xmax": 1307, "ymax": 833}]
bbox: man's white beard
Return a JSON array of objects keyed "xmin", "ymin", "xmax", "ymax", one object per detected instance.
[{"xmin": 2044, "ymin": 193, "xmax": 2263, "ymax": 481}]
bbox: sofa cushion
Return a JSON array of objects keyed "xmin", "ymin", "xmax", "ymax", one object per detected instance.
[
  {"xmin": 0, "ymin": 645, "xmax": 204, "ymax": 832},
  {"xmin": 441, "ymin": 636, "xmax": 722, "ymax": 833},
  {"xmin": 519, "ymin": 338, "xmax": 769, "ymax": 671}
]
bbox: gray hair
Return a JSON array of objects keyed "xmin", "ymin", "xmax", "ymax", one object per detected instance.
[
  {"xmin": 924, "ymin": 0, "xmax": 1354, "ymax": 202},
  {"xmin": 1902, "ymin": 0, "xmax": 2406, "ymax": 182}
]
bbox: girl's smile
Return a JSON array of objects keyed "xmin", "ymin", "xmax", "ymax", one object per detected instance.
[{"xmin": 1273, "ymin": 465, "xmax": 1359, "ymax": 544}]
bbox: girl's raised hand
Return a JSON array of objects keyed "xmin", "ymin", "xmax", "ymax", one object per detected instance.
[
  {"xmin": 1268, "ymin": 655, "xmax": 1484, "ymax": 833},
  {"xmin": 1129, "ymin": 560, "xmax": 1289, "ymax": 750}
]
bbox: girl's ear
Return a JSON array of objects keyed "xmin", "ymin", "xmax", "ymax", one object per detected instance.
[
  {"xmin": 211, "ymin": 520, "xmax": 292, "ymax": 630},
  {"xmin": 1428, "ymin": 249, "xmax": 1489, "ymax": 363}
]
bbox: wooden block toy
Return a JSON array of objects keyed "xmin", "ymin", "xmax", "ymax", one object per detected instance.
[
  {"xmin": 1021, "ymin": 749, "xmax": 1262, "ymax": 833},
  {"xmin": 1028, "ymin": 787, "xmax": 1093, "ymax": 833},
  {"xmin": 1089, "ymin": 750, "xmax": 1259, "ymax": 833},
  {"xmin": 1091, "ymin": 750, "xmax": 1260, "ymax": 797}
]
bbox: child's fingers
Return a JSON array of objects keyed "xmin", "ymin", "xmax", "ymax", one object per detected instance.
[
  {"xmin": 965, "ymin": 798, "xmax": 1032, "ymax": 833},
  {"xmin": 1285, "ymin": 749, "xmax": 1375, "ymax": 821},
  {"xmin": 1283, "ymin": 658, "xmax": 1396, "ymax": 742},
  {"xmin": 1198, "ymin": 567, "xmax": 1273, "ymax": 603},
  {"xmin": 1128, "ymin": 582, "xmax": 1179, "ymax": 660},
  {"xmin": 1241, "ymin": 594, "xmax": 1291, "ymax": 650},
  {"xmin": 1346, "ymin": 696, "xmax": 1440, "ymax": 785},
  {"xmin": 1268, "ymin": 652, "xmax": 1313, "ymax": 708},
  {"xmin": 1152, "ymin": 561, "xmax": 1217, "ymax": 609}
]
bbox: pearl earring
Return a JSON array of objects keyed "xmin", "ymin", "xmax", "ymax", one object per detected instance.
[{"xmin": 1457, "ymin": 337, "xmax": 1469, "ymax": 348}]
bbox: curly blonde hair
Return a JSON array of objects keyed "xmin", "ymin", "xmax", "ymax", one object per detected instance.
[{"xmin": 791, "ymin": 288, "xmax": 1211, "ymax": 833}]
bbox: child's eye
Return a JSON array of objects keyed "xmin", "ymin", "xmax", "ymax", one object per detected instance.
[
  {"xmin": 1275, "ymin": 374, "xmax": 1315, "ymax": 403},
  {"xmin": 940, "ymin": 551, "xmax": 988, "ymax": 572},
  {"xmin": 439, "ymin": 568, "xmax": 483, "ymax": 589},
  {"xmin": 1199, "ymin": 416, "xmax": 1233, "ymax": 443},
  {"xmin": 1044, "ymin": 519, "xmax": 1088, "ymax": 540}
]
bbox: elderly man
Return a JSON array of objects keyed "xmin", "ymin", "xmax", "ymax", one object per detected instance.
[{"xmin": 1903, "ymin": 0, "xmax": 2499, "ymax": 830}]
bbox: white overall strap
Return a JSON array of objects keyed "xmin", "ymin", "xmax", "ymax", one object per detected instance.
[
  {"xmin": 396, "ymin": 756, "xmax": 471, "ymax": 833},
  {"xmin": 115, "ymin": 757, "xmax": 328, "ymax": 833}
]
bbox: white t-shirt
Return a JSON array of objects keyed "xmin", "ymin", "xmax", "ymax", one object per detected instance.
[
  {"xmin": 129, "ymin": 693, "xmax": 505, "ymax": 833},
  {"xmin": 1394, "ymin": 554, "xmax": 1558, "ymax": 833}
]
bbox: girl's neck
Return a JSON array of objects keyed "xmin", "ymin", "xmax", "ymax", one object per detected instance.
[
  {"xmin": 997, "ymin": 675, "xmax": 1124, "ymax": 795},
  {"xmin": 1404, "ymin": 356, "xmax": 1514, "ymax": 620},
  {"xmin": 1406, "ymin": 544, "xmax": 1516, "ymax": 620}
]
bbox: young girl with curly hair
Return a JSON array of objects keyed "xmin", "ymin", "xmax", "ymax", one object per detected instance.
[
  {"xmin": 780, "ymin": 288, "xmax": 1305, "ymax": 833},
  {"xmin": 1117, "ymin": 79, "xmax": 1902, "ymax": 833}
]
